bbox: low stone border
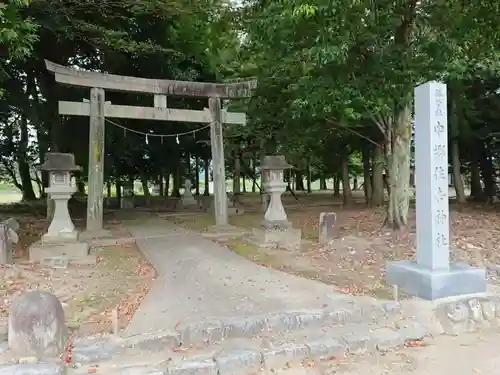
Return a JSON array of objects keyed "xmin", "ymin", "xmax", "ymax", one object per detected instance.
[
  {"xmin": 0, "ymin": 318, "xmax": 427, "ymax": 375},
  {"xmin": 435, "ymin": 296, "xmax": 500, "ymax": 334},
  {"xmin": 105, "ymin": 321, "xmax": 427, "ymax": 375},
  {"xmin": 69, "ymin": 303, "xmax": 394, "ymax": 364},
  {"xmin": 4, "ymin": 296, "xmax": 499, "ymax": 374}
]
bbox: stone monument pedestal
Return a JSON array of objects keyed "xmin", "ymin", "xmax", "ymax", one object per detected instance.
[
  {"xmin": 386, "ymin": 261, "xmax": 486, "ymax": 300},
  {"xmin": 29, "ymin": 153, "xmax": 93, "ymax": 266}
]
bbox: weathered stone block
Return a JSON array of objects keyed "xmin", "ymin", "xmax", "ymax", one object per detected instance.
[
  {"xmin": 72, "ymin": 341, "xmax": 117, "ymax": 363},
  {"xmin": 305, "ymin": 338, "xmax": 346, "ymax": 359},
  {"xmin": 323, "ymin": 308, "xmax": 357, "ymax": 325},
  {"xmin": 394, "ymin": 320, "xmax": 427, "ymax": 341},
  {"xmin": 8, "ymin": 291, "xmax": 68, "ymax": 359},
  {"xmin": 266, "ymin": 310, "xmax": 325, "ymax": 332},
  {"xmin": 341, "ymin": 331, "xmax": 373, "ymax": 354},
  {"xmin": 214, "ymin": 349, "xmax": 262, "ymax": 375},
  {"xmin": 178, "ymin": 321, "xmax": 224, "ymax": 346},
  {"xmin": 262, "ymin": 343, "xmax": 309, "ymax": 369},
  {"xmin": 221, "ymin": 316, "xmax": 267, "ymax": 339},
  {"xmin": 381, "ymin": 301, "xmax": 402, "ymax": 313},
  {"xmin": 0, "ymin": 363, "xmax": 65, "ymax": 375},
  {"xmin": 165, "ymin": 359, "xmax": 217, "ymax": 375},
  {"xmin": 122, "ymin": 330, "xmax": 180, "ymax": 351},
  {"xmin": 371, "ymin": 328, "xmax": 404, "ymax": 351},
  {"xmin": 318, "ymin": 212, "xmax": 338, "ymax": 244},
  {"xmin": 482, "ymin": 299, "xmax": 497, "ymax": 321}
]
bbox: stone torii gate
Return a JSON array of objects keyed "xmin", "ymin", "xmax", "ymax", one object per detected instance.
[{"xmin": 45, "ymin": 60, "xmax": 256, "ymax": 234}]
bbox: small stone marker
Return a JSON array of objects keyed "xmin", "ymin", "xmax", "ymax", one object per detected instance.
[
  {"xmin": 121, "ymin": 181, "xmax": 135, "ymax": 209},
  {"xmin": 318, "ymin": 212, "xmax": 338, "ymax": 244},
  {"xmin": 8, "ymin": 291, "xmax": 68, "ymax": 358},
  {"xmin": 0, "ymin": 218, "xmax": 20, "ymax": 264},
  {"xmin": 182, "ymin": 179, "xmax": 197, "ymax": 206},
  {"xmin": 386, "ymin": 81, "xmax": 485, "ymax": 300}
]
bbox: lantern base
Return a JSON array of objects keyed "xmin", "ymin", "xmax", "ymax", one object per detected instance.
[
  {"xmin": 29, "ymin": 240, "xmax": 92, "ymax": 264},
  {"xmin": 245, "ymin": 226, "xmax": 302, "ymax": 251},
  {"xmin": 261, "ymin": 219, "xmax": 291, "ymax": 230}
]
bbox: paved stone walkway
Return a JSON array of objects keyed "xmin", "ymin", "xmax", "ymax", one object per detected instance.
[{"xmin": 119, "ymin": 213, "xmax": 372, "ymax": 336}]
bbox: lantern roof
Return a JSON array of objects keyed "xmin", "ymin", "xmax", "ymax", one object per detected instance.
[
  {"xmin": 40, "ymin": 153, "xmax": 80, "ymax": 171},
  {"xmin": 260, "ymin": 155, "xmax": 293, "ymax": 170}
]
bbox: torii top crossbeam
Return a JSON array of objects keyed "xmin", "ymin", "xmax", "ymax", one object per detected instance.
[{"xmin": 45, "ymin": 60, "xmax": 257, "ymax": 99}]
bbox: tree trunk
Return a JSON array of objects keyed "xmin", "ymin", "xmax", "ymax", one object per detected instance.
[
  {"xmin": 159, "ymin": 171, "xmax": 164, "ymax": 196},
  {"xmin": 340, "ymin": 148, "xmax": 352, "ymax": 205},
  {"xmin": 251, "ymin": 157, "xmax": 257, "ymax": 193},
  {"xmin": 295, "ymin": 171, "xmax": 305, "ymax": 190},
  {"xmin": 141, "ymin": 177, "xmax": 150, "ymax": 196},
  {"xmin": 386, "ymin": 105, "xmax": 412, "ymax": 229},
  {"xmin": 116, "ymin": 178, "xmax": 122, "ymax": 208},
  {"xmin": 172, "ymin": 165, "xmax": 181, "ymax": 197},
  {"xmin": 320, "ymin": 175, "xmax": 327, "ymax": 190},
  {"xmin": 479, "ymin": 143, "xmax": 495, "ymax": 202},
  {"xmin": 164, "ymin": 172, "xmax": 171, "ymax": 196},
  {"xmin": 306, "ymin": 162, "xmax": 312, "ymax": 193},
  {"xmin": 242, "ymin": 172, "xmax": 247, "ymax": 193},
  {"xmin": 470, "ymin": 157, "xmax": 484, "ymax": 200},
  {"xmin": 203, "ymin": 156, "xmax": 210, "ymax": 196},
  {"xmin": 333, "ymin": 175, "xmax": 340, "ymax": 196},
  {"xmin": 233, "ymin": 147, "xmax": 241, "ymax": 202},
  {"xmin": 107, "ymin": 182, "xmax": 112, "ymax": 197},
  {"xmin": 195, "ymin": 156, "xmax": 200, "ymax": 195},
  {"xmin": 18, "ymin": 116, "xmax": 37, "ymax": 201},
  {"xmin": 362, "ymin": 142, "xmax": 372, "ymax": 205},
  {"xmin": 186, "ymin": 153, "xmax": 191, "ymax": 175},
  {"xmin": 371, "ymin": 144, "xmax": 385, "ymax": 206},
  {"xmin": 451, "ymin": 139, "xmax": 466, "ymax": 203}
]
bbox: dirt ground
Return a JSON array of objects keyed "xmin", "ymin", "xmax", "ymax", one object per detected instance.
[
  {"xmin": 0, "ymin": 206, "xmax": 155, "ymax": 338},
  {"xmin": 165, "ymin": 197, "xmax": 500, "ymax": 300}
]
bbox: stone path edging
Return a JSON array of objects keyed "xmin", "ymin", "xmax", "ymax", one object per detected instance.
[{"xmin": 3, "ymin": 296, "xmax": 500, "ymax": 374}]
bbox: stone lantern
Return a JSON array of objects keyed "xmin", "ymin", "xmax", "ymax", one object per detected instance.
[
  {"xmin": 260, "ymin": 155, "xmax": 293, "ymax": 229},
  {"xmin": 29, "ymin": 153, "xmax": 91, "ymax": 264},
  {"xmin": 244, "ymin": 155, "xmax": 301, "ymax": 251}
]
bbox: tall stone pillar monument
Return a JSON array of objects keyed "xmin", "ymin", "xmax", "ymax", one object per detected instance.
[{"xmin": 386, "ymin": 81, "xmax": 486, "ymax": 300}]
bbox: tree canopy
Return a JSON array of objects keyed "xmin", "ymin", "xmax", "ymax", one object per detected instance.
[{"xmin": 2, "ymin": 0, "xmax": 500, "ymax": 228}]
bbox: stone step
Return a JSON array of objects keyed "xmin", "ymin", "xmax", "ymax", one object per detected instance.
[
  {"xmin": 74, "ymin": 300, "xmax": 400, "ymax": 357},
  {"xmin": 66, "ymin": 318, "xmax": 428, "ymax": 375},
  {"xmin": 0, "ymin": 302, "xmax": 414, "ymax": 375}
]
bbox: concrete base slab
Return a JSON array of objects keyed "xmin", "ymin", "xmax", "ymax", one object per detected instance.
[
  {"xmin": 386, "ymin": 260, "xmax": 486, "ymax": 300},
  {"xmin": 246, "ymin": 227, "xmax": 301, "ymax": 251},
  {"xmin": 29, "ymin": 240, "xmax": 89, "ymax": 263}
]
